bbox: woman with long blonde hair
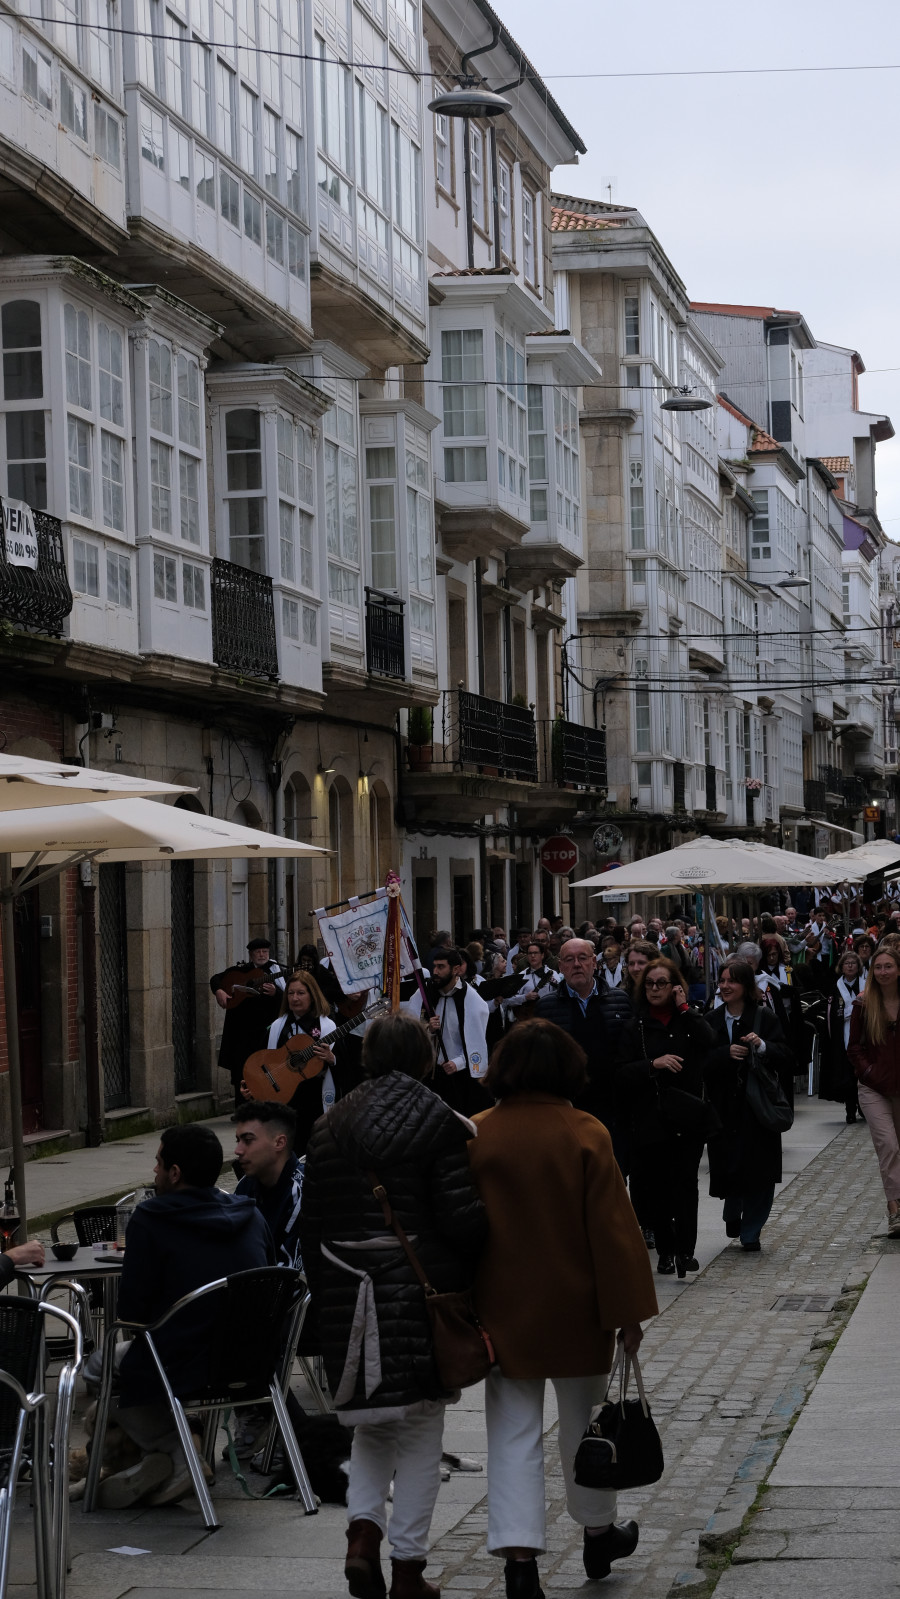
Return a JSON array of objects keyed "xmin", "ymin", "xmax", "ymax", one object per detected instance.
[{"xmin": 849, "ymin": 947, "xmax": 900, "ymax": 1235}]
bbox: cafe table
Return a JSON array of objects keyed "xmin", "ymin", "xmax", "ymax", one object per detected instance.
[{"xmin": 13, "ymin": 1245, "xmax": 125, "ymax": 1339}]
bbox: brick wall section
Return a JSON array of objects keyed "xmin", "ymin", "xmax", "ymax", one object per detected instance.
[{"xmin": 0, "ymin": 691, "xmax": 67, "ymax": 1074}]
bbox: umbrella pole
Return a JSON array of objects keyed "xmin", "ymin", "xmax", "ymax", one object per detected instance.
[
  {"xmin": 0, "ymin": 856, "xmax": 29, "ymax": 1242},
  {"xmin": 704, "ymin": 892, "xmax": 713, "ymax": 1000}
]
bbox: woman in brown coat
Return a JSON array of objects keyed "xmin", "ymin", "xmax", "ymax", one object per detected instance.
[{"xmin": 468, "ymin": 1019, "xmax": 658, "ymax": 1599}]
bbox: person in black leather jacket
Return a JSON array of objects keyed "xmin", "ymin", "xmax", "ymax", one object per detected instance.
[
  {"xmin": 618, "ymin": 958, "xmax": 714, "ymax": 1279},
  {"xmin": 300, "ymin": 1010, "xmax": 486, "ymax": 1599},
  {"xmin": 536, "ymin": 938, "xmax": 632, "ymax": 1170}
]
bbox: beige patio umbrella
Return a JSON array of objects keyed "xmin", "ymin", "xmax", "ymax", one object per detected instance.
[{"xmin": 0, "ymin": 797, "xmax": 323, "ymax": 1237}]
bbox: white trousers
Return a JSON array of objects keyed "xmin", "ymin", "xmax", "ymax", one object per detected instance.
[
  {"xmin": 347, "ymin": 1402, "xmax": 445, "ymax": 1562},
  {"xmin": 485, "ymin": 1370, "xmax": 616, "ymax": 1555}
]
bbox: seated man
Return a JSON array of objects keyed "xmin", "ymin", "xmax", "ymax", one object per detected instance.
[
  {"xmin": 234, "ymin": 1101, "xmax": 303, "ymax": 1270},
  {"xmin": 98, "ymin": 1122, "xmax": 273, "ymax": 1508}
]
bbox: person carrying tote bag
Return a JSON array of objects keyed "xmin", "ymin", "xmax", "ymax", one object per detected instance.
[
  {"xmin": 466, "ymin": 1018, "xmax": 658, "ymax": 1599},
  {"xmin": 704, "ymin": 958, "xmax": 797, "ymax": 1253},
  {"xmin": 618, "ymin": 957, "xmax": 715, "ymax": 1280},
  {"xmin": 848, "ymin": 946, "xmax": 900, "ymax": 1237}
]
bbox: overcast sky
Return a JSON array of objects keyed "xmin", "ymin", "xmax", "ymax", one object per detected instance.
[{"xmin": 501, "ymin": 0, "xmax": 900, "ymax": 534}]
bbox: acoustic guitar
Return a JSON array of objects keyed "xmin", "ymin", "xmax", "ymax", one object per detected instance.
[
  {"xmin": 242, "ymin": 997, "xmax": 391, "ymax": 1102},
  {"xmin": 216, "ymin": 964, "xmax": 284, "ymax": 1010}
]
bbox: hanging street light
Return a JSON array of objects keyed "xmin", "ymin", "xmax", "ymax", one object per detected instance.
[{"xmin": 660, "ymin": 386, "xmax": 713, "ymax": 412}]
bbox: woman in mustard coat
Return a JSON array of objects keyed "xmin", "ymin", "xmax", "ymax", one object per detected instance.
[{"xmin": 468, "ymin": 1018, "xmax": 658, "ymax": 1599}]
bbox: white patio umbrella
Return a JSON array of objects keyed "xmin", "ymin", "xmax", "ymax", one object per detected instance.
[
  {"xmin": 0, "ymin": 758, "xmax": 198, "ymax": 1244},
  {"xmin": 573, "ymin": 837, "xmax": 842, "ymax": 998},
  {"xmin": 0, "ymin": 751, "xmax": 195, "ymax": 808},
  {"xmin": 0, "ymin": 797, "xmax": 323, "ymax": 1238},
  {"xmin": 824, "ymin": 839, "xmax": 900, "ymax": 875},
  {"xmin": 572, "ymin": 836, "xmax": 841, "ymax": 895}
]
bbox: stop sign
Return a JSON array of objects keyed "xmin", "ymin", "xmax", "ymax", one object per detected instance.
[{"xmin": 540, "ymin": 835, "xmax": 579, "ymax": 875}]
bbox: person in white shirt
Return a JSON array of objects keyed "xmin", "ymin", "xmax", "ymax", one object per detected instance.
[
  {"xmin": 599, "ymin": 942, "xmax": 624, "ymax": 990},
  {"xmin": 409, "ymin": 947, "xmax": 490, "ymax": 1117}
]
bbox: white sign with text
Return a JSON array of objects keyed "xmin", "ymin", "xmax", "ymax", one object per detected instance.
[{"xmin": 2, "ymin": 499, "xmax": 38, "ymax": 569}]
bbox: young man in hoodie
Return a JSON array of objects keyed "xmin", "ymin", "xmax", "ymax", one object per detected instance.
[{"xmin": 98, "ymin": 1122, "xmax": 273, "ymax": 1508}]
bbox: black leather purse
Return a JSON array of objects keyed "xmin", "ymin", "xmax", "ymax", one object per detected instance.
[{"xmin": 573, "ymin": 1350, "xmax": 664, "ymax": 1491}]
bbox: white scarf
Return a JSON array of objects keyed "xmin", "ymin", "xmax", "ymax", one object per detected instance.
[
  {"xmin": 603, "ymin": 962, "xmax": 624, "ymax": 989},
  {"xmin": 836, "ymin": 976, "xmax": 859, "ymax": 1050}
]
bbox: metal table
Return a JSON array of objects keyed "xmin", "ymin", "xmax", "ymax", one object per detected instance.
[{"xmin": 15, "ymin": 1245, "xmax": 125, "ymax": 1332}]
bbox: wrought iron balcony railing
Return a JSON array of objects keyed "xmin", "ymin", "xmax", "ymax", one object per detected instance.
[
  {"xmin": 365, "ymin": 588, "xmax": 404, "ymax": 679},
  {"xmin": 422, "ymin": 690, "xmax": 538, "ymax": 782},
  {"xmin": 210, "ymin": 558, "xmax": 278, "ymax": 681},
  {"xmin": 549, "ymin": 718, "xmax": 607, "ymax": 789},
  {"xmin": 0, "ymin": 510, "xmax": 72, "ymax": 636},
  {"xmin": 804, "ymin": 778, "xmax": 827, "ymax": 815}
]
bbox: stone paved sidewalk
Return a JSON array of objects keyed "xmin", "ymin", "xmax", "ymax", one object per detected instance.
[{"xmin": 423, "ymin": 1119, "xmax": 887, "ymax": 1599}]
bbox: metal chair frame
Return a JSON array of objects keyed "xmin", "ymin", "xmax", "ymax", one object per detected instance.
[
  {"xmin": 83, "ymin": 1269, "xmax": 317, "ymax": 1529},
  {"xmin": 0, "ymin": 1301, "xmax": 82, "ymax": 1599}
]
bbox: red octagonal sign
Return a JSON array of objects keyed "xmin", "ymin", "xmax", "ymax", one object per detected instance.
[{"xmin": 540, "ymin": 835, "xmax": 579, "ymax": 876}]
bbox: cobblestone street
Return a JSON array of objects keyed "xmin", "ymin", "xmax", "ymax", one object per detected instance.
[{"xmin": 10, "ymin": 1098, "xmax": 891, "ymax": 1599}]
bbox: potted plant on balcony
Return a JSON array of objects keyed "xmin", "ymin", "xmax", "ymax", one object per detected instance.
[{"xmin": 406, "ymin": 705, "xmax": 433, "ymax": 771}]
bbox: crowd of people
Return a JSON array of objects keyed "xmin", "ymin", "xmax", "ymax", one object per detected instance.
[{"xmin": 80, "ymin": 891, "xmax": 900, "ymax": 1599}]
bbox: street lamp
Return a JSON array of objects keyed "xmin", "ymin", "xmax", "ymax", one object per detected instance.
[
  {"xmin": 660, "ymin": 386, "xmax": 713, "ymax": 412},
  {"xmin": 427, "ymin": 24, "xmax": 521, "ymax": 268}
]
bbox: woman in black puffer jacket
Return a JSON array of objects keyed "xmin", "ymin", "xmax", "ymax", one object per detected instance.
[
  {"xmin": 300, "ymin": 1010, "xmax": 486, "ymax": 1599},
  {"xmin": 618, "ymin": 956, "xmax": 714, "ymax": 1281}
]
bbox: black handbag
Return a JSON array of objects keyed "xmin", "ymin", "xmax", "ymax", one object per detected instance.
[
  {"xmin": 573, "ymin": 1349, "xmax": 664, "ymax": 1491},
  {"xmin": 745, "ymin": 1047, "xmax": 794, "ymax": 1132}
]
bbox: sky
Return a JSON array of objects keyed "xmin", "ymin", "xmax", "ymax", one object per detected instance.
[{"xmin": 500, "ymin": 0, "xmax": 900, "ymax": 534}]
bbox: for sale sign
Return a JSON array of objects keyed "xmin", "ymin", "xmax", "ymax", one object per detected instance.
[{"xmin": 2, "ymin": 500, "xmax": 38, "ymax": 569}]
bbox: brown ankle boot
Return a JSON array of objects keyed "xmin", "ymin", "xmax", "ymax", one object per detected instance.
[
  {"xmin": 388, "ymin": 1558, "xmax": 440, "ymax": 1599},
  {"xmin": 345, "ymin": 1519, "xmax": 386, "ymax": 1599}
]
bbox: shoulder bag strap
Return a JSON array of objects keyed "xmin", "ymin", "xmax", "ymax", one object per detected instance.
[
  {"xmin": 623, "ymin": 1351, "xmax": 651, "ymax": 1419},
  {"xmin": 366, "ymin": 1169, "xmax": 436, "ymax": 1297}
]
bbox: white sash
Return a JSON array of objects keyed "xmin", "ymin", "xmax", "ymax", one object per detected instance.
[{"xmin": 836, "ymin": 977, "xmax": 858, "ymax": 1051}]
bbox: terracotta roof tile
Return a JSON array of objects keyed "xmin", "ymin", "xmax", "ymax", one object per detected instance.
[
  {"xmin": 717, "ymin": 394, "xmax": 754, "ymax": 427},
  {"xmin": 431, "ymin": 266, "xmax": 513, "ymax": 279},
  {"xmin": 692, "ymin": 301, "xmax": 802, "ymax": 319},
  {"xmin": 749, "ymin": 424, "xmax": 781, "ymax": 453},
  {"xmin": 819, "ymin": 456, "xmax": 851, "ymax": 473},
  {"xmin": 550, "ymin": 206, "xmax": 625, "ymax": 232}
]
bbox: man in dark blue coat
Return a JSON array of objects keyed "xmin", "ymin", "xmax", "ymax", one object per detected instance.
[
  {"xmin": 536, "ymin": 937, "xmax": 632, "ymax": 1170},
  {"xmin": 98, "ymin": 1122, "xmax": 273, "ymax": 1508}
]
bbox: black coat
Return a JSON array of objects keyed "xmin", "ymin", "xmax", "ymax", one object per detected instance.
[
  {"xmin": 210, "ymin": 964, "xmax": 283, "ymax": 1080},
  {"xmin": 704, "ymin": 1006, "xmax": 796, "ymax": 1197},
  {"xmin": 299, "ymin": 1071, "xmax": 487, "ymax": 1418},
  {"xmin": 289, "ymin": 1043, "xmax": 365, "ymax": 1155},
  {"xmin": 535, "ymin": 983, "xmax": 632, "ymax": 1127},
  {"xmin": 618, "ymin": 1006, "xmax": 714, "ymax": 1151}
]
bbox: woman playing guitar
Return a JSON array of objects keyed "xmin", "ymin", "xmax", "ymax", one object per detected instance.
[{"xmin": 243, "ymin": 971, "xmax": 363, "ymax": 1154}]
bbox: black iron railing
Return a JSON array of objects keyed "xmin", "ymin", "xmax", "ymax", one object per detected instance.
[
  {"xmin": 210, "ymin": 558, "xmax": 278, "ymax": 681},
  {"xmin": 819, "ymin": 764, "xmax": 844, "ymax": 794},
  {"xmin": 673, "ymin": 761, "xmax": 686, "ymax": 812},
  {"xmin": 804, "ymin": 778, "xmax": 827, "ymax": 815},
  {"xmin": 550, "ymin": 719, "xmax": 607, "ymax": 789},
  {"xmin": 0, "ymin": 510, "xmax": 72, "ymax": 636},
  {"xmin": 454, "ymin": 690, "xmax": 538, "ymax": 782},
  {"xmin": 705, "ymin": 763, "xmax": 718, "ymax": 812},
  {"xmin": 365, "ymin": 588, "xmax": 404, "ymax": 679}
]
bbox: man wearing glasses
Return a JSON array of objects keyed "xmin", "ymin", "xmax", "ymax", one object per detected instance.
[{"xmin": 537, "ymin": 938, "xmax": 632, "ymax": 1169}]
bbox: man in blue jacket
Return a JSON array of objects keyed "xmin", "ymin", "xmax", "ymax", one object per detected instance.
[{"xmin": 98, "ymin": 1122, "xmax": 273, "ymax": 1508}]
